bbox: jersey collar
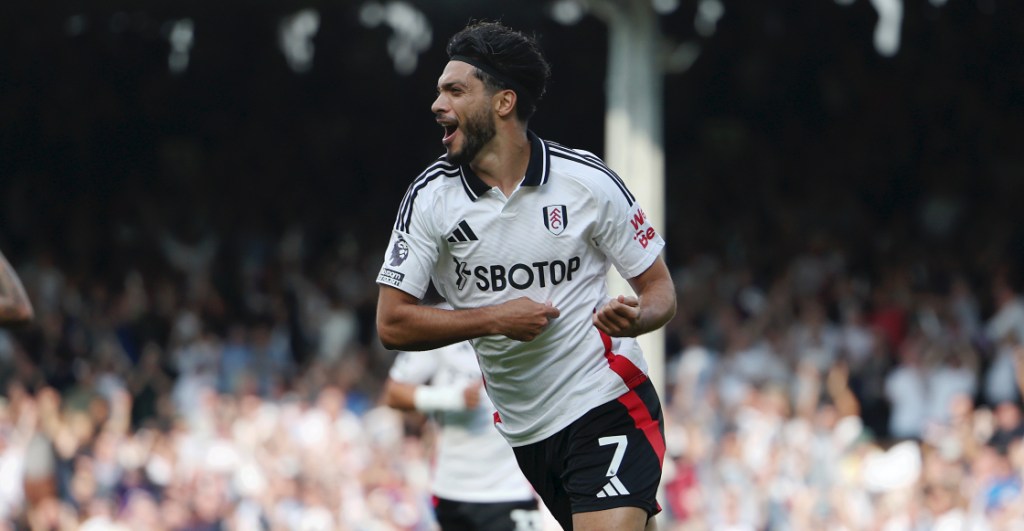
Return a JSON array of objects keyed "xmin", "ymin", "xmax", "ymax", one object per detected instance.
[{"xmin": 455, "ymin": 130, "xmax": 551, "ymax": 201}]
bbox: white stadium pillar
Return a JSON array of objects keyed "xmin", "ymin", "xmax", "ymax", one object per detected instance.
[{"xmin": 596, "ymin": 0, "xmax": 667, "ymax": 396}]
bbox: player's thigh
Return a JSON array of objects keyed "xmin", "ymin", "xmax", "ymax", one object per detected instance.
[{"xmin": 572, "ymin": 506, "xmax": 650, "ymax": 531}]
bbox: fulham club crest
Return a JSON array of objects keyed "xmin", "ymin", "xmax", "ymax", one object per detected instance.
[{"xmin": 543, "ymin": 205, "xmax": 568, "ymax": 235}]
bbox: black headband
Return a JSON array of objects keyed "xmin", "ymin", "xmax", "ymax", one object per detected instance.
[{"xmin": 451, "ymin": 54, "xmax": 533, "ymax": 103}]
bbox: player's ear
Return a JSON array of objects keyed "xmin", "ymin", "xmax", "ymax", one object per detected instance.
[{"xmin": 493, "ymin": 89, "xmax": 517, "ymax": 118}]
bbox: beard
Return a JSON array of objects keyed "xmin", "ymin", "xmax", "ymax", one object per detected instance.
[{"xmin": 447, "ymin": 105, "xmax": 496, "ymax": 166}]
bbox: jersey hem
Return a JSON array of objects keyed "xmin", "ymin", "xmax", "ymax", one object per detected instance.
[{"xmin": 501, "ymin": 385, "xmax": 628, "ymax": 447}]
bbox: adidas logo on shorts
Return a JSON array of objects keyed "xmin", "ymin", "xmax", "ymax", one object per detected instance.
[{"xmin": 596, "ymin": 476, "xmax": 630, "ymax": 498}]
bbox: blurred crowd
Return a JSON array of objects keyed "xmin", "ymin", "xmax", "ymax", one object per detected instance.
[
  {"xmin": 0, "ymin": 225, "xmax": 441, "ymax": 530},
  {"xmin": 2, "ymin": 3, "xmax": 1023, "ymax": 530},
  {"xmin": 0, "ymin": 219, "xmax": 1022, "ymax": 530},
  {"xmin": 661, "ymin": 245, "xmax": 1024, "ymax": 530}
]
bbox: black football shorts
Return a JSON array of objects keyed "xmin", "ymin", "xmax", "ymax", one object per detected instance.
[{"xmin": 512, "ymin": 379, "xmax": 665, "ymax": 531}]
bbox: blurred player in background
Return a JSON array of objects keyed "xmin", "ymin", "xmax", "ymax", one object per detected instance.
[
  {"xmin": 0, "ymin": 249, "xmax": 34, "ymax": 324},
  {"xmin": 383, "ymin": 303, "xmax": 542, "ymax": 531}
]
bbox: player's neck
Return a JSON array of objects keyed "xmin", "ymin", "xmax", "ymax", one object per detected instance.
[{"xmin": 470, "ymin": 127, "xmax": 530, "ymax": 198}]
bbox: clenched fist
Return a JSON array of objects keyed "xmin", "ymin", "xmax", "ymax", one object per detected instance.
[
  {"xmin": 494, "ymin": 297, "xmax": 560, "ymax": 341},
  {"xmin": 593, "ymin": 295, "xmax": 642, "ymax": 337}
]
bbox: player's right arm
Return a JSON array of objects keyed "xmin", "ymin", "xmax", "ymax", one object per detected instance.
[
  {"xmin": 0, "ymin": 250, "xmax": 34, "ymax": 324},
  {"xmin": 377, "ymin": 171, "xmax": 558, "ymax": 350},
  {"xmin": 376, "ymin": 286, "xmax": 559, "ymax": 351}
]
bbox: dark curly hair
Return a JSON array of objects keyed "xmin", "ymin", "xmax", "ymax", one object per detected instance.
[{"xmin": 446, "ymin": 21, "xmax": 551, "ymax": 122}]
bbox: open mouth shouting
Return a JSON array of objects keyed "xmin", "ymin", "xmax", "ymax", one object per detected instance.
[
  {"xmin": 436, "ymin": 107, "xmax": 493, "ymax": 165},
  {"xmin": 439, "ymin": 119, "xmax": 459, "ymax": 147}
]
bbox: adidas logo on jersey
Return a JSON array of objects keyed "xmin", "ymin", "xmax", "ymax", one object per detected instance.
[
  {"xmin": 596, "ymin": 476, "xmax": 630, "ymax": 498},
  {"xmin": 447, "ymin": 220, "xmax": 478, "ymax": 243}
]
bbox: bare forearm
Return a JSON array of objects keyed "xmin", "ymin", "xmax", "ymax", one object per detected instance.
[
  {"xmin": 377, "ymin": 301, "xmax": 497, "ymax": 351},
  {"xmin": 383, "ymin": 379, "xmax": 418, "ymax": 411},
  {"xmin": 628, "ymin": 257, "xmax": 676, "ymax": 337},
  {"xmin": 377, "ymin": 286, "xmax": 559, "ymax": 350},
  {"xmin": 635, "ymin": 276, "xmax": 676, "ymax": 336},
  {"xmin": 594, "ymin": 258, "xmax": 676, "ymax": 338}
]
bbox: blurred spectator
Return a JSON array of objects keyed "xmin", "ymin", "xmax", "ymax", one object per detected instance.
[
  {"xmin": 884, "ymin": 336, "xmax": 928, "ymax": 440},
  {"xmin": 984, "ymin": 275, "xmax": 1024, "ymax": 353},
  {"xmin": 924, "ymin": 344, "xmax": 978, "ymax": 431},
  {"xmin": 982, "ymin": 275, "xmax": 1024, "ymax": 406},
  {"xmin": 984, "ymin": 333, "xmax": 1022, "ymax": 408},
  {"xmin": 315, "ymin": 288, "xmax": 358, "ymax": 367},
  {"xmin": 988, "ymin": 402, "xmax": 1024, "ymax": 455}
]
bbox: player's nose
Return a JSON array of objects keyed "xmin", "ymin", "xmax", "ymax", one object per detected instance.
[{"xmin": 431, "ymin": 93, "xmax": 447, "ymax": 115}]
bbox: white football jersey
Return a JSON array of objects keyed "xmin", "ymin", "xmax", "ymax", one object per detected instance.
[
  {"xmin": 378, "ymin": 132, "xmax": 665, "ymax": 446},
  {"xmin": 388, "ymin": 341, "xmax": 536, "ymax": 503}
]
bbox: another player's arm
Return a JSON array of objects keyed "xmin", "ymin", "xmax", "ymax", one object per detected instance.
[
  {"xmin": 383, "ymin": 377, "xmax": 481, "ymax": 412},
  {"xmin": 0, "ymin": 250, "xmax": 34, "ymax": 324},
  {"xmin": 1016, "ymin": 345, "xmax": 1024, "ymax": 399},
  {"xmin": 376, "ymin": 286, "xmax": 560, "ymax": 351},
  {"xmin": 593, "ymin": 256, "xmax": 676, "ymax": 338}
]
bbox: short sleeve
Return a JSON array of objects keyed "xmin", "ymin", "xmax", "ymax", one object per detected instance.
[
  {"xmin": 590, "ymin": 180, "xmax": 665, "ymax": 280},
  {"xmin": 376, "ymin": 186, "xmax": 440, "ymax": 298},
  {"xmin": 377, "ymin": 229, "xmax": 438, "ymax": 298}
]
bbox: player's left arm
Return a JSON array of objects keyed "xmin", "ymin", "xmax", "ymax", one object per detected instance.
[{"xmin": 593, "ymin": 256, "xmax": 676, "ymax": 338}]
